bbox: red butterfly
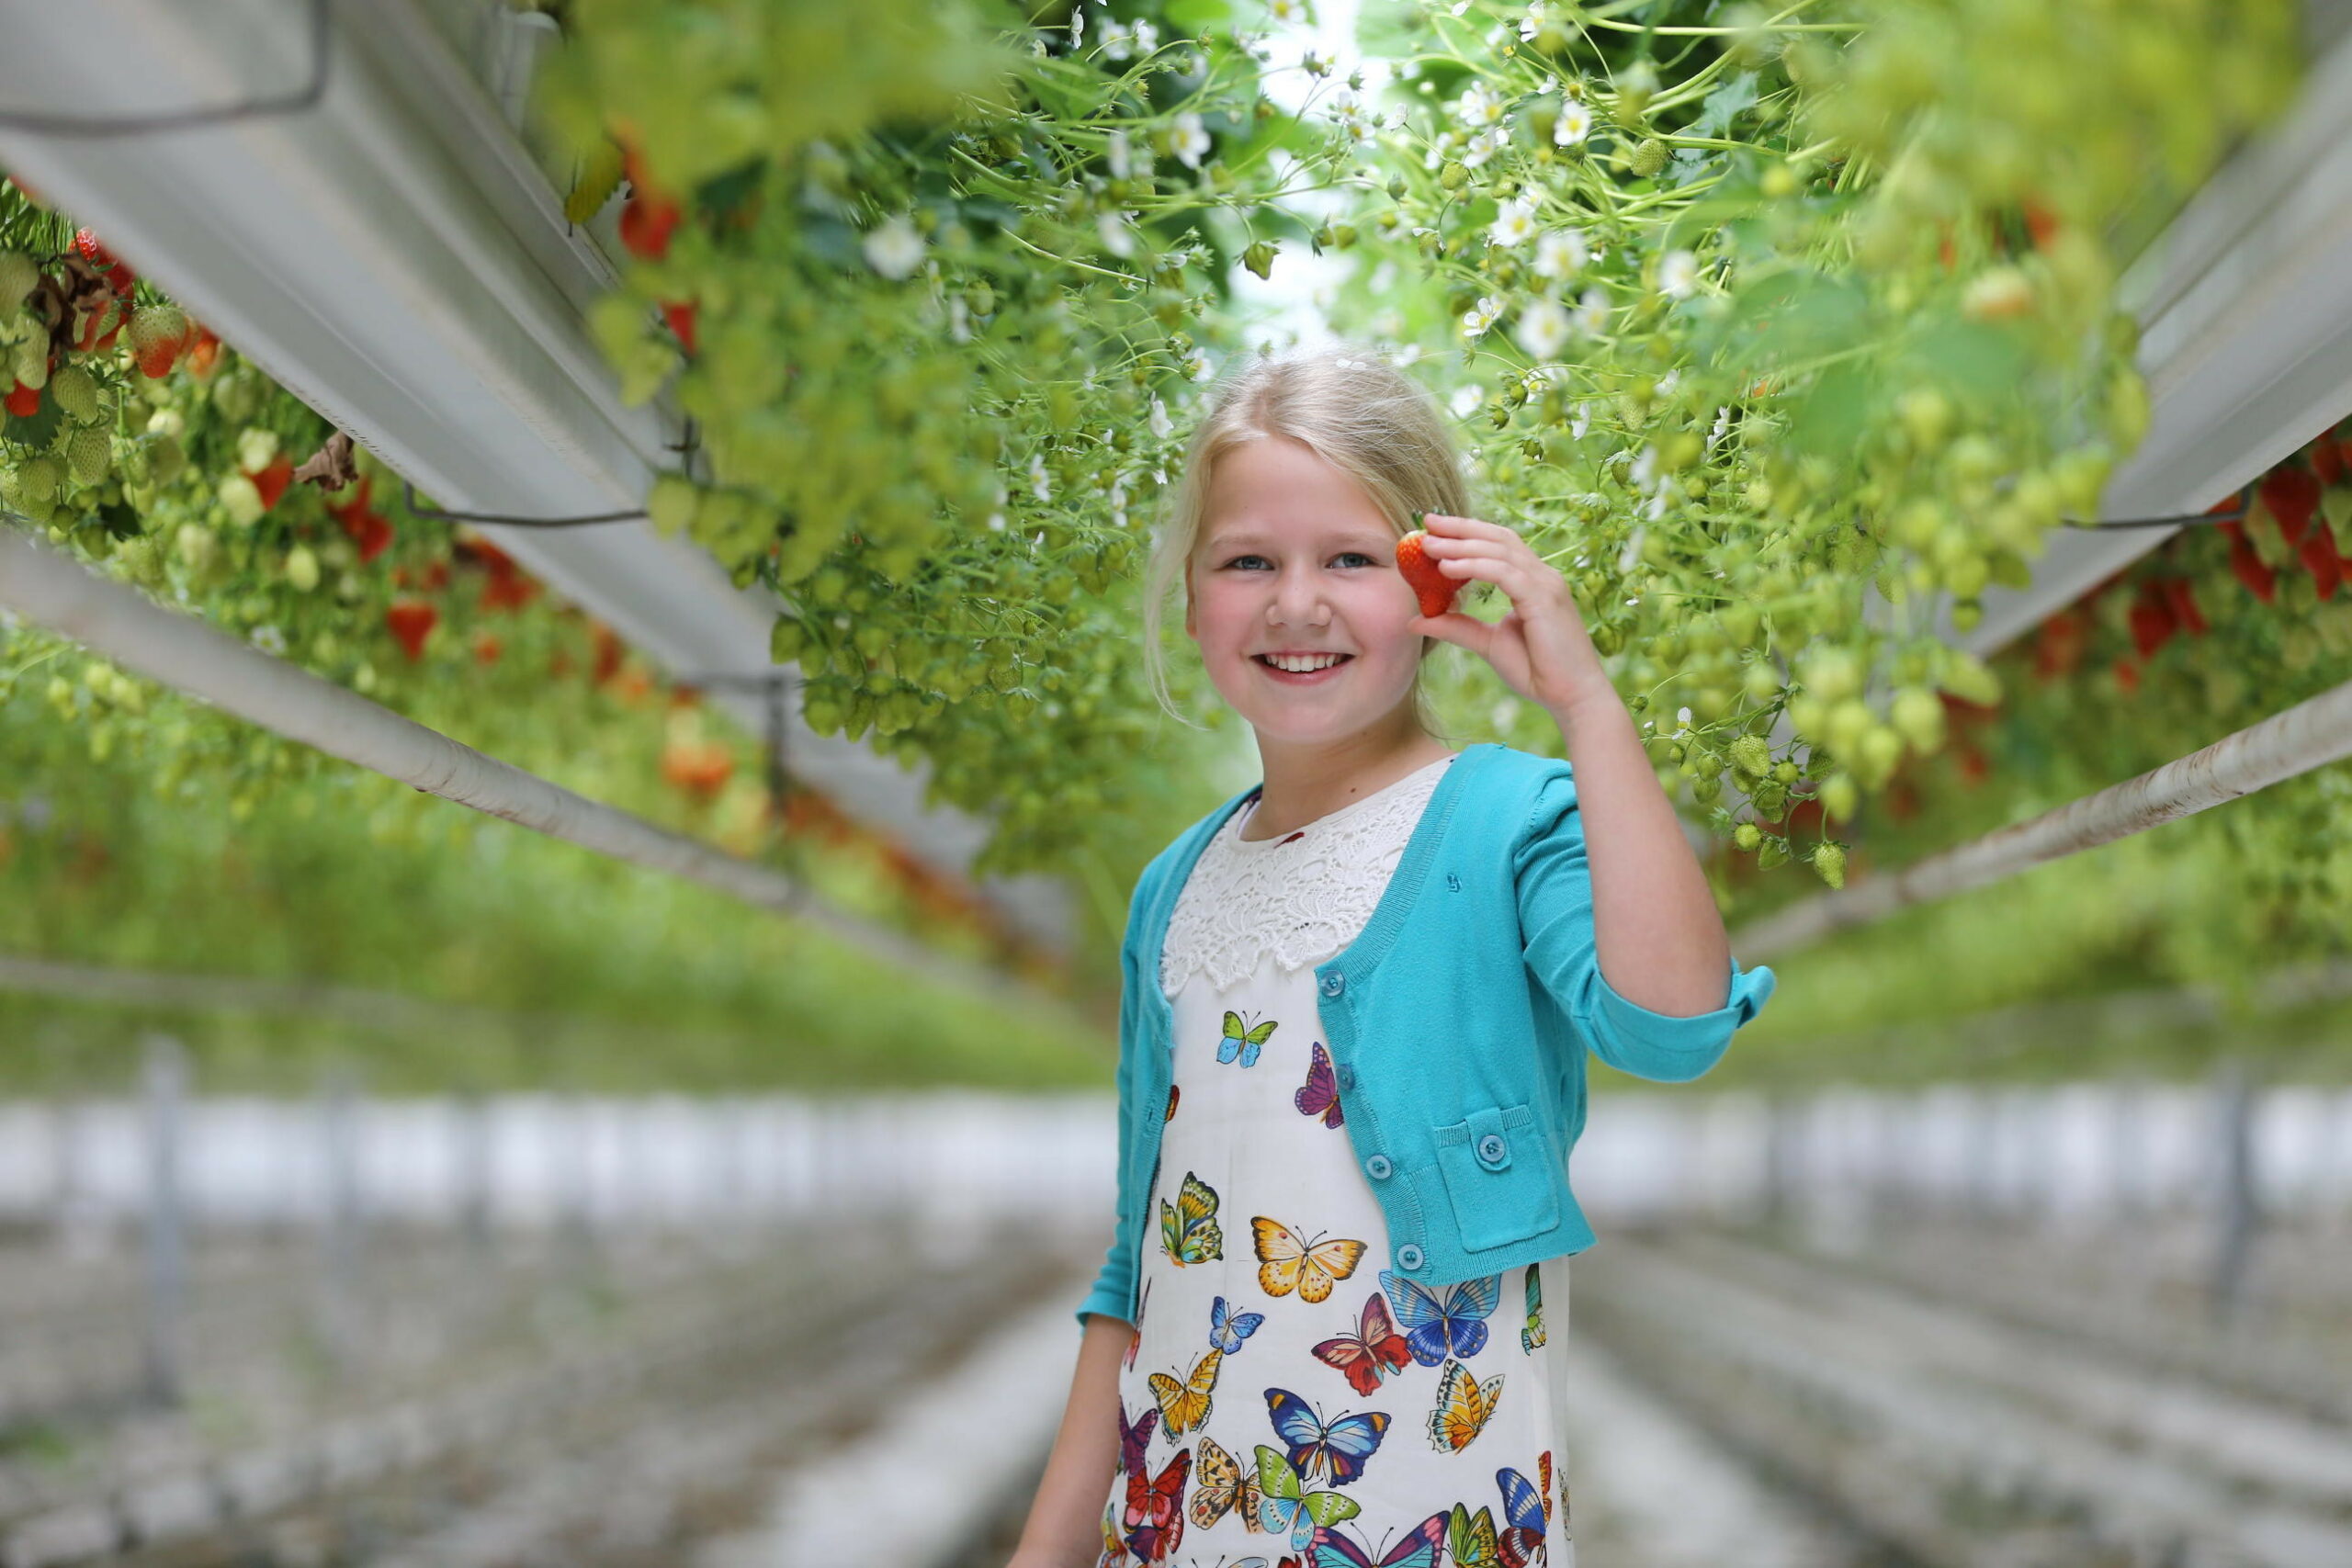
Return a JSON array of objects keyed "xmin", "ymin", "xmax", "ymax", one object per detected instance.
[
  {"xmin": 1311, "ymin": 1289, "xmax": 1415, "ymax": 1395},
  {"xmin": 1165, "ymin": 1085, "xmax": 1180, "ymax": 1122},
  {"xmin": 1123, "ymin": 1448, "xmax": 1191, "ymax": 1562},
  {"xmin": 1294, "ymin": 1041, "xmax": 1345, "ymax": 1129}
]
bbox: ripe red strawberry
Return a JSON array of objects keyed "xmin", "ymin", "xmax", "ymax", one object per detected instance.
[
  {"xmin": 2313, "ymin": 428, "xmax": 2346, "ymax": 487},
  {"xmin": 1396, "ymin": 527, "xmax": 1460, "ymax": 619},
  {"xmin": 2257, "ymin": 465, "xmax": 2319, "ymax": 547},
  {"xmin": 5, "ymin": 379, "xmax": 39, "ymax": 418},
  {"xmin": 2300, "ymin": 518, "xmax": 2345, "ymax": 600},
  {"xmin": 74, "ymin": 228, "xmax": 137, "ymax": 297},
  {"xmin": 2158, "ymin": 576, "xmax": 2207, "ymax": 636},
  {"xmin": 2127, "ymin": 582, "xmax": 2177, "ymax": 659},
  {"xmin": 662, "ymin": 299, "xmax": 697, "ymax": 355},
  {"xmin": 2112, "ymin": 656, "xmax": 2140, "ymax": 696},
  {"xmin": 2225, "ymin": 529, "xmax": 2276, "ymax": 604},
  {"xmin": 472, "ymin": 630, "xmax": 503, "ymax": 666},
  {"xmin": 251, "ymin": 456, "xmax": 295, "ymax": 512},
  {"xmin": 385, "ymin": 599, "xmax": 437, "ymax": 661},
  {"xmin": 620, "ymin": 192, "xmax": 681, "ymax": 259}
]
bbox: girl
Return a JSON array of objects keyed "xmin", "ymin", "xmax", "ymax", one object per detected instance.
[{"xmin": 1008, "ymin": 346, "xmax": 1775, "ymax": 1568}]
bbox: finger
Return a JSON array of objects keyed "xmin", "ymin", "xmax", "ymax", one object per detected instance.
[
  {"xmin": 1410, "ymin": 612, "xmax": 1490, "ymax": 656},
  {"xmin": 1422, "ymin": 513, "xmax": 1517, "ymax": 541}
]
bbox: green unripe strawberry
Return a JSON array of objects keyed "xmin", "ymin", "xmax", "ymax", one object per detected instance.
[
  {"xmin": 65, "ymin": 427, "xmax": 112, "ymax": 486},
  {"xmin": 0, "ymin": 251, "xmax": 36, "ymax": 308},
  {"xmin": 286, "ymin": 544, "xmax": 321, "ymax": 593},
  {"xmin": 1730, "ymin": 734, "xmax": 1772, "ymax": 777},
  {"xmin": 50, "ymin": 364, "xmax": 100, "ymax": 424},
  {"xmin": 1890, "ymin": 686, "xmax": 1946, "ymax": 753},
  {"xmin": 770, "ymin": 613, "xmax": 808, "ymax": 661},
  {"xmin": 17, "ymin": 452, "xmax": 62, "ymax": 503},
  {"xmin": 1811, "ymin": 841, "xmax": 1846, "ymax": 889},
  {"xmin": 1734, "ymin": 822, "xmax": 1762, "ymax": 852},
  {"xmin": 1628, "ymin": 138, "xmax": 1668, "ymax": 179},
  {"xmin": 648, "ymin": 473, "xmax": 700, "ymax": 536},
  {"xmin": 1819, "ymin": 771, "xmax": 1860, "ymax": 823}
]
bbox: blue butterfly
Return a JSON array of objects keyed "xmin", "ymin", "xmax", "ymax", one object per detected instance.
[
  {"xmin": 1496, "ymin": 1463, "xmax": 1549, "ymax": 1566},
  {"xmin": 1211, "ymin": 1293, "xmax": 1266, "ymax": 1355},
  {"xmin": 1379, "ymin": 1269, "xmax": 1502, "ymax": 1367},
  {"xmin": 1219, "ymin": 1010, "xmax": 1278, "ymax": 1066},
  {"xmin": 1265, "ymin": 1386, "xmax": 1391, "ymax": 1486}
]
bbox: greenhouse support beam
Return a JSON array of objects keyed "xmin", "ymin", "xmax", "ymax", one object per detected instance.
[
  {"xmin": 0, "ymin": 530, "xmax": 1079, "ymax": 1028},
  {"xmin": 1730, "ymin": 673, "xmax": 2352, "ymax": 960}
]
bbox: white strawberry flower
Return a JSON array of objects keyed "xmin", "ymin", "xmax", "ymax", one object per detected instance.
[
  {"xmin": 1108, "ymin": 129, "xmax": 1131, "ymax": 178},
  {"xmin": 1532, "ymin": 227, "xmax": 1589, "ymax": 279},
  {"xmin": 1553, "ymin": 96, "xmax": 1591, "ymax": 147},
  {"xmin": 1516, "ymin": 3, "xmax": 1550, "ymax": 41},
  {"xmin": 1460, "ymin": 294, "xmax": 1504, "ymax": 339},
  {"xmin": 1488, "ymin": 197, "xmax": 1538, "ymax": 248},
  {"xmin": 1098, "ymin": 18, "xmax": 1134, "ymax": 59},
  {"xmin": 1098, "ymin": 211, "xmax": 1136, "ymax": 257},
  {"xmin": 1576, "ymin": 286, "xmax": 1611, "ymax": 336},
  {"xmin": 1513, "ymin": 298, "xmax": 1571, "ymax": 359},
  {"xmin": 1170, "ymin": 112, "xmax": 1211, "ymax": 170},
  {"xmin": 250, "ymin": 624, "xmax": 287, "ymax": 657},
  {"xmin": 1184, "ymin": 350, "xmax": 1214, "ymax": 381},
  {"xmin": 1658, "ymin": 249, "xmax": 1699, "ymax": 299},
  {"xmin": 1449, "ymin": 383, "xmax": 1483, "ymax": 418},
  {"xmin": 1029, "ymin": 453, "xmax": 1051, "ymax": 502},
  {"xmin": 1148, "ymin": 396, "xmax": 1172, "ymax": 438},
  {"xmin": 1455, "ymin": 84, "xmax": 1506, "ymax": 127},
  {"xmin": 1464, "ymin": 127, "xmax": 1508, "ymax": 168},
  {"xmin": 862, "ymin": 214, "xmax": 926, "ymax": 280}
]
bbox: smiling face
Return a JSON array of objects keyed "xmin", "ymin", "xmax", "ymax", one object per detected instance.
[{"xmin": 1182, "ymin": 435, "xmax": 1428, "ymax": 749}]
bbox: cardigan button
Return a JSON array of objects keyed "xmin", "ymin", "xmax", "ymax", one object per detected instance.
[
  {"xmin": 1318, "ymin": 971, "xmax": 1345, "ymax": 997},
  {"xmin": 1396, "ymin": 1244, "xmax": 1423, "ymax": 1270},
  {"xmin": 1477, "ymin": 1133, "xmax": 1508, "ymax": 1164},
  {"xmin": 1364, "ymin": 1154, "xmax": 1392, "ymax": 1180},
  {"xmin": 1337, "ymin": 1063, "xmax": 1356, "ymax": 1092}
]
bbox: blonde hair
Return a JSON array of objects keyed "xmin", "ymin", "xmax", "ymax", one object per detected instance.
[{"xmin": 1140, "ymin": 344, "xmax": 1470, "ymax": 739}]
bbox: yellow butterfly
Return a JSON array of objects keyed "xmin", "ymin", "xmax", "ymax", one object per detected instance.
[
  {"xmin": 1159, "ymin": 1170, "xmax": 1224, "ymax": 1266},
  {"xmin": 1250, "ymin": 1215, "xmax": 1366, "ymax": 1303},
  {"xmin": 1148, "ymin": 1346, "xmax": 1224, "ymax": 1437},
  {"xmin": 1447, "ymin": 1502, "xmax": 1502, "ymax": 1568},
  {"xmin": 1427, "ymin": 1357, "xmax": 1503, "ymax": 1452},
  {"xmin": 1187, "ymin": 1435, "xmax": 1265, "ymax": 1532}
]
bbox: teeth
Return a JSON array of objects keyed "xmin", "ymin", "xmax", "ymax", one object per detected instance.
[{"xmin": 1262, "ymin": 653, "xmax": 1346, "ymax": 672}]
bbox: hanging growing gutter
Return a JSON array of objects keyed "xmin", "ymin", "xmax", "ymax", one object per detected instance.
[
  {"xmin": 1729, "ymin": 673, "xmax": 2352, "ymax": 959},
  {"xmin": 0, "ymin": 0, "xmax": 1073, "ymax": 956},
  {"xmin": 0, "ymin": 528, "xmax": 1080, "ymax": 1026}
]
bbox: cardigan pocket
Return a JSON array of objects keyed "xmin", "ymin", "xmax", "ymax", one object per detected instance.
[{"xmin": 1431, "ymin": 1101, "xmax": 1559, "ymax": 1251}]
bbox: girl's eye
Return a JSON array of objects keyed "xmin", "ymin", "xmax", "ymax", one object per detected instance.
[{"xmin": 1226, "ymin": 552, "xmax": 1379, "ymax": 569}]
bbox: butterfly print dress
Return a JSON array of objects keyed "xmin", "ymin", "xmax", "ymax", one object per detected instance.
[{"xmin": 1098, "ymin": 753, "xmax": 1576, "ymax": 1568}]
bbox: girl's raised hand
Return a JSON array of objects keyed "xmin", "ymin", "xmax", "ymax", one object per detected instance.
[{"xmin": 1408, "ymin": 512, "xmax": 1611, "ymax": 714}]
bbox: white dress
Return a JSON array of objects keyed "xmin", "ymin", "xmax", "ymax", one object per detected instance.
[{"xmin": 1097, "ymin": 753, "xmax": 1576, "ymax": 1568}]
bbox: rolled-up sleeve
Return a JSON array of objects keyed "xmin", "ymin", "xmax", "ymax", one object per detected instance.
[
  {"xmin": 1514, "ymin": 766, "xmax": 1776, "ymax": 1083},
  {"xmin": 1075, "ymin": 895, "xmax": 1150, "ymax": 1329}
]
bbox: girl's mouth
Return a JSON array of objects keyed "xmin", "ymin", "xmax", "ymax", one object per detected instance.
[{"xmin": 1252, "ymin": 653, "xmax": 1353, "ymax": 683}]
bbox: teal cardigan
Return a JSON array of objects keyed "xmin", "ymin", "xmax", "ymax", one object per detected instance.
[{"xmin": 1076, "ymin": 741, "xmax": 1777, "ymax": 1329}]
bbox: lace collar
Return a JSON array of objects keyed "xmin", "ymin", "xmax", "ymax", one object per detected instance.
[{"xmin": 1158, "ymin": 755, "xmax": 1456, "ymax": 997}]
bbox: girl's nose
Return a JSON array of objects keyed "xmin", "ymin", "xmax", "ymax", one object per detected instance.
[{"xmin": 1268, "ymin": 566, "xmax": 1329, "ymax": 627}]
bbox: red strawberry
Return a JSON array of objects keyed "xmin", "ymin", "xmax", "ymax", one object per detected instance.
[
  {"xmin": 385, "ymin": 599, "xmax": 437, "ymax": 661},
  {"xmin": 472, "ymin": 630, "xmax": 503, "ymax": 666},
  {"xmin": 5, "ymin": 379, "xmax": 39, "ymax": 418},
  {"xmin": 251, "ymin": 456, "xmax": 295, "ymax": 513},
  {"xmin": 74, "ymin": 228, "xmax": 138, "ymax": 297},
  {"xmin": 2313, "ymin": 428, "xmax": 2346, "ymax": 487},
  {"xmin": 662, "ymin": 299, "xmax": 697, "ymax": 355},
  {"xmin": 2158, "ymin": 576, "xmax": 2207, "ymax": 636},
  {"xmin": 1396, "ymin": 528, "xmax": 1460, "ymax": 620},
  {"xmin": 2127, "ymin": 582, "xmax": 2177, "ymax": 659},
  {"xmin": 2300, "ymin": 520, "xmax": 2345, "ymax": 600},
  {"xmin": 2257, "ymin": 465, "xmax": 2319, "ymax": 547},
  {"xmin": 185, "ymin": 325, "xmax": 221, "ymax": 377},
  {"xmin": 2226, "ymin": 530, "xmax": 2276, "ymax": 604},
  {"xmin": 344, "ymin": 509, "xmax": 393, "ymax": 562},
  {"xmin": 2112, "ymin": 656, "xmax": 2140, "ymax": 695}
]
